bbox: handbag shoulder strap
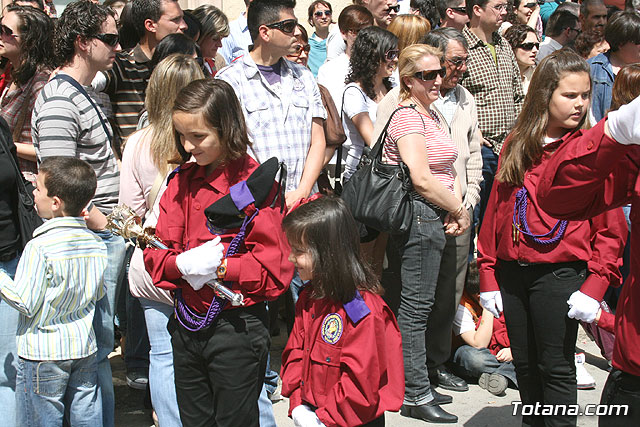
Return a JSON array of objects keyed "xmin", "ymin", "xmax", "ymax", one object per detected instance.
[
  {"xmin": 336, "ymin": 84, "xmax": 369, "ymax": 185},
  {"xmin": 53, "ymin": 74, "xmax": 112, "ymax": 143},
  {"xmin": 146, "ymin": 172, "xmax": 164, "ymax": 216},
  {"xmin": 370, "ymin": 104, "xmax": 418, "ymax": 161}
]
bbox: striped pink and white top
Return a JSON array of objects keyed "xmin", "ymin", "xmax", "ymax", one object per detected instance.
[{"xmin": 382, "ymin": 106, "xmax": 458, "ymax": 194}]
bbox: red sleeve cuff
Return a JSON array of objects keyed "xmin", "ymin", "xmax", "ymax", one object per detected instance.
[
  {"xmin": 287, "ymin": 390, "xmax": 302, "ymax": 417},
  {"xmin": 165, "ymin": 255, "xmax": 183, "ymax": 281},
  {"xmin": 597, "ymin": 311, "xmax": 615, "ymax": 334},
  {"xmin": 225, "ymin": 257, "xmax": 241, "ymax": 282},
  {"xmin": 479, "ymin": 271, "xmax": 500, "ymax": 292},
  {"xmin": 580, "ymin": 275, "xmax": 608, "ymax": 302}
]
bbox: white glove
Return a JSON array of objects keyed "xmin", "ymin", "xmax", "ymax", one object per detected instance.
[
  {"xmin": 480, "ymin": 291, "xmax": 503, "ymax": 318},
  {"xmin": 175, "ymin": 237, "xmax": 224, "ymax": 291},
  {"xmin": 567, "ymin": 290, "xmax": 600, "ymax": 323},
  {"xmin": 292, "ymin": 404, "xmax": 325, "ymax": 427},
  {"xmin": 607, "ymin": 95, "xmax": 640, "ymax": 145}
]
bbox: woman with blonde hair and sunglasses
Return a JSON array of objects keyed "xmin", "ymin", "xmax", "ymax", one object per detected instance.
[
  {"xmin": 119, "ymin": 54, "xmax": 205, "ymax": 427},
  {"xmin": 384, "ymin": 43, "xmax": 469, "ymax": 424}
]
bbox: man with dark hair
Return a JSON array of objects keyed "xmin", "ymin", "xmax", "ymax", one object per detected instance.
[
  {"xmin": 588, "ymin": 10, "xmax": 640, "ymax": 121},
  {"xmin": 410, "ymin": 0, "xmax": 441, "ymax": 28},
  {"xmin": 216, "ymin": 1, "xmax": 326, "ymax": 425},
  {"xmin": 31, "ymin": 2, "xmax": 126, "ymax": 427},
  {"xmin": 461, "ymin": 0, "xmax": 523, "ymax": 234},
  {"xmin": 537, "ymin": 9, "xmax": 581, "ymax": 60},
  {"xmin": 436, "ymin": 0, "xmax": 470, "ymax": 30},
  {"xmin": 580, "ymin": 0, "xmax": 608, "ymax": 34},
  {"xmin": 94, "ymin": 0, "xmax": 187, "ymax": 154}
]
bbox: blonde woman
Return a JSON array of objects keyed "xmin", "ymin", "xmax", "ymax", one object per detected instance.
[
  {"xmin": 386, "ymin": 44, "xmax": 469, "ymax": 424},
  {"xmin": 192, "ymin": 5, "xmax": 230, "ymax": 77},
  {"xmin": 388, "ymin": 13, "xmax": 431, "ymax": 52},
  {"xmin": 119, "ymin": 54, "xmax": 204, "ymax": 427}
]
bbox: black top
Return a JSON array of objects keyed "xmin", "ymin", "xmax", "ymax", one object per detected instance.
[{"xmin": 0, "ymin": 124, "xmax": 21, "ymax": 257}]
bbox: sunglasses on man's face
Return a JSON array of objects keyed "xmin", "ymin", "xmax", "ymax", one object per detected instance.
[
  {"xmin": 387, "ymin": 4, "xmax": 400, "ymax": 13},
  {"xmin": 93, "ymin": 33, "xmax": 120, "ymax": 47},
  {"xmin": 517, "ymin": 42, "xmax": 539, "ymax": 51},
  {"xmin": 414, "ymin": 67, "xmax": 447, "ymax": 81},
  {"xmin": 0, "ymin": 24, "xmax": 18, "ymax": 39},
  {"xmin": 314, "ymin": 10, "xmax": 332, "ymax": 18},
  {"xmin": 265, "ymin": 19, "xmax": 298, "ymax": 35},
  {"xmin": 450, "ymin": 6, "xmax": 467, "ymax": 14}
]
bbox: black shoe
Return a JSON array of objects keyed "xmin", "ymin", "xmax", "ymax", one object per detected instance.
[
  {"xmin": 434, "ymin": 368, "xmax": 469, "ymax": 392},
  {"xmin": 431, "ymin": 387, "xmax": 453, "ymax": 405},
  {"xmin": 400, "ymin": 402, "xmax": 458, "ymax": 423}
]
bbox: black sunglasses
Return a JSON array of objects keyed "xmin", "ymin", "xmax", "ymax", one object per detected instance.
[
  {"xmin": 517, "ymin": 42, "xmax": 539, "ymax": 51},
  {"xmin": 93, "ymin": 33, "xmax": 119, "ymax": 47},
  {"xmin": 450, "ymin": 6, "xmax": 467, "ymax": 13},
  {"xmin": 524, "ymin": 2, "xmax": 537, "ymax": 8},
  {"xmin": 265, "ymin": 19, "xmax": 298, "ymax": 35},
  {"xmin": 293, "ymin": 43, "xmax": 311, "ymax": 55},
  {"xmin": 0, "ymin": 24, "xmax": 18, "ymax": 39},
  {"xmin": 387, "ymin": 4, "xmax": 400, "ymax": 13},
  {"xmin": 385, "ymin": 49, "xmax": 399, "ymax": 61},
  {"xmin": 314, "ymin": 10, "xmax": 332, "ymax": 18},
  {"xmin": 414, "ymin": 67, "xmax": 447, "ymax": 81}
]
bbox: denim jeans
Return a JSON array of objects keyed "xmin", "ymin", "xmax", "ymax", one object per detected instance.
[
  {"xmin": 16, "ymin": 354, "xmax": 101, "ymax": 427},
  {"xmin": 477, "ymin": 145, "xmax": 499, "ymax": 233},
  {"xmin": 139, "ymin": 298, "xmax": 181, "ymax": 427},
  {"xmin": 0, "ymin": 255, "xmax": 19, "ymax": 427},
  {"xmin": 452, "ymin": 345, "xmax": 518, "ymax": 386},
  {"xmin": 390, "ymin": 201, "xmax": 446, "ymax": 406},
  {"xmin": 92, "ymin": 230, "xmax": 126, "ymax": 427},
  {"xmin": 118, "ymin": 246, "xmax": 150, "ymax": 373},
  {"xmin": 258, "ymin": 383, "xmax": 276, "ymax": 427},
  {"xmin": 499, "ymin": 260, "xmax": 584, "ymax": 427}
]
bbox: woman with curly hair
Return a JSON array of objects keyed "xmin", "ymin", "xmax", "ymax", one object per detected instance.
[
  {"xmin": 504, "ymin": 24, "xmax": 540, "ymax": 94},
  {"xmin": 341, "ymin": 26, "xmax": 398, "ymax": 181},
  {"xmin": 0, "ymin": 4, "xmax": 54, "ymax": 183}
]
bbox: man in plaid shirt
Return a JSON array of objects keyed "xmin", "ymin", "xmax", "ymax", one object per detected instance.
[
  {"xmin": 461, "ymin": 0, "xmax": 524, "ymax": 229},
  {"xmin": 216, "ymin": 0, "xmax": 326, "ymax": 210}
]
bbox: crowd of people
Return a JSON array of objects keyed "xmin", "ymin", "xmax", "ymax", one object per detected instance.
[{"xmin": 0, "ymin": 0, "xmax": 639, "ymax": 426}]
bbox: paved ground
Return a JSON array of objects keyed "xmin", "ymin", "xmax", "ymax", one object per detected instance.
[{"xmin": 113, "ymin": 325, "xmax": 610, "ymax": 427}]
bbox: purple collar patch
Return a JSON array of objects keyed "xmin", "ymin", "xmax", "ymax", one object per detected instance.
[
  {"xmin": 229, "ymin": 181, "xmax": 255, "ymax": 211},
  {"xmin": 343, "ymin": 290, "xmax": 370, "ymax": 324}
]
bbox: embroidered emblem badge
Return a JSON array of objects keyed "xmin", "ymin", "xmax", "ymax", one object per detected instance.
[{"xmin": 321, "ymin": 313, "xmax": 343, "ymax": 344}]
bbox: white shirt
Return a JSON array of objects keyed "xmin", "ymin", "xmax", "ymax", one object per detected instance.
[
  {"xmin": 326, "ymin": 26, "xmax": 346, "ymax": 62},
  {"xmin": 341, "ymin": 83, "xmax": 378, "ymax": 180}
]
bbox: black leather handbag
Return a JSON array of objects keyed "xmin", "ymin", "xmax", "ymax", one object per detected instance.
[
  {"xmin": 341, "ymin": 106, "xmax": 417, "ymax": 234},
  {"xmin": 0, "ymin": 117, "xmax": 42, "ymax": 249}
]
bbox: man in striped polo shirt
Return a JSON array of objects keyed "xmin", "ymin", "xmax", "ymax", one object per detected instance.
[
  {"xmin": 31, "ymin": 2, "xmax": 126, "ymax": 427},
  {"xmin": 97, "ymin": 0, "xmax": 187, "ymax": 155}
]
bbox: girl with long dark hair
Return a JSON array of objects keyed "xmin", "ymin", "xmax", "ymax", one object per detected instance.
[{"xmin": 478, "ymin": 50, "xmax": 626, "ymax": 427}]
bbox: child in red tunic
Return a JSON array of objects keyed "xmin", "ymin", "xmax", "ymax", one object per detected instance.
[{"xmin": 280, "ymin": 196, "xmax": 404, "ymax": 427}]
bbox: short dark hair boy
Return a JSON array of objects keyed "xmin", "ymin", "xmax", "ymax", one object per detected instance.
[{"xmin": 38, "ymin": 157, "xmax": 97, "ymax": 217}]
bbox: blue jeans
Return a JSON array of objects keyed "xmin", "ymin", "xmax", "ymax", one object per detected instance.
[
  {"xmin": 452, "ymin": 345, "xmax": 518, "ymax": 386},
  {"xmin": 390, "ymin": 201, "xmax": 446, "ymax": 406},
  {"xmin": 16, "ymin": 354, "xmax": 102, "ymax": 427},
  {"xmin": 92, "ymin": 230, "xmax": 126, "ymax": 427},
  {"xmin": 139, "ymin": 298, "xmax": 182, "ymax": 427},
  {"xmin": 258, "ymin": 383, "xmax": 276, "ymax": 427},
  {"xmin": 0, "ymin": 255, "xmax": 19, "ymax": 427}
]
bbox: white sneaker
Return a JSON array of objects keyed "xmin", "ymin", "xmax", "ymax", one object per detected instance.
[{"xmin": 575, "ymin": 352, "xmax": 596, "ymax": 389}]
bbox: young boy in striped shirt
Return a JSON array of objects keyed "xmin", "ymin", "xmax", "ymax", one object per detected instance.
[{"xmin": 0, "ymin": 157, "xmax": 107, "ymax": 426}]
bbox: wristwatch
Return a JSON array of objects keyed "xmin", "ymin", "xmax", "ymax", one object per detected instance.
[{"xmin": 217, "ymin": 259, "xmax": 227, "ymax": 280}]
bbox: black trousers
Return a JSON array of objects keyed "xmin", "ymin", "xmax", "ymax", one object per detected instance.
[
  {"xmin": 168, "ymin": 303, "xmax": 269, "ymax": 427},
  {"xmin": 599, "ymin": 369, "xmax": 640, "ymax": 426},
  {"xmin": 498, "ymin": 260, "xmax": 585, "ymax": 427}
]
